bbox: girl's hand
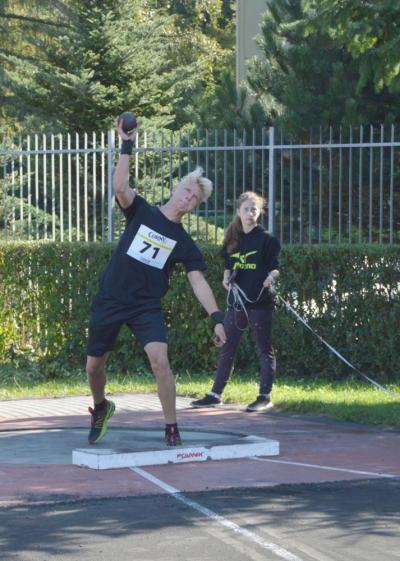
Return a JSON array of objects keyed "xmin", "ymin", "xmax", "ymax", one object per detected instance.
[
  {"xmin": 222, "ymin": 269, "xmax": 232, "ymax": 291},
  {"xmin": 263, "ymin": 274, "xmax": 274, "ymax": 288},
  {"xmin": 213, "ymin": 324, "xmax": 226, "ymax": 347}
]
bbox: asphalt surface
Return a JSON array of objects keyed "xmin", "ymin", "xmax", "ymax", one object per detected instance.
[{"xmin": 1, "ymin": 480, "xmax": 399, "ymax": 561}]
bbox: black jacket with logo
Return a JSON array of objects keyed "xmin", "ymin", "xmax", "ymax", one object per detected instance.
[{"xmin": 221, "ymin": 225, "xmax": 280, "ymax": 308}]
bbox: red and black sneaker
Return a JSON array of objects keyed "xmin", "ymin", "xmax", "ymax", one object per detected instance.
[
  {"xmin": 165, "ymin": 424, "xmax": 182, "ymax": 446},
  {"xmin": 88, "ymin": 399, "xmax": 115, "ymax": 444}
]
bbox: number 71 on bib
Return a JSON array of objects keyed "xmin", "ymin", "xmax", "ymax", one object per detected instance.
[{"xmin": 127, "ymin": 224, "xmax": 177, "ymax": 269}]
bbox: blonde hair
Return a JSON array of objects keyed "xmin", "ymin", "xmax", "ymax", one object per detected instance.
[
  {"xmin": 224, "ymin": 191, "xmax": 266, "ymax": 254},
  {"xmin": 179, "ymin": 166, "xmax": 213, "ymax": 202}
]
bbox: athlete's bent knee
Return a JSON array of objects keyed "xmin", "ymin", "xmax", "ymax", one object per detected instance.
[
  {"xmin": 149, "ymin": 354, "xmax": 170, "ymax": 375},
  {"xmin": 86, "ymin": 356, "xmax": 106, "ymax": 377}
]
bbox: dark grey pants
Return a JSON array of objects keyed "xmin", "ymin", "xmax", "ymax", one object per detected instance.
[{"xmin": 211, "ymin": 305, "xmax": 276, "ymax": 396}]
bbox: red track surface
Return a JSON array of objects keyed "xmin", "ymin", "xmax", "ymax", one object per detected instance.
[{"xmin": 1, "ymin": 406, "xmax": 399, "ymax": 506}]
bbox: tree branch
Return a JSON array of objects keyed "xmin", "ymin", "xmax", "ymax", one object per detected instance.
[{"xmin": 0, "ymin": 12, "xmax": 70, "ymax": 28}]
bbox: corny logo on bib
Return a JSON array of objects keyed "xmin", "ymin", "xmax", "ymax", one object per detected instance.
[{"xmin": 127, "ymin": 224, "xmax": 177, "ymax": 269}]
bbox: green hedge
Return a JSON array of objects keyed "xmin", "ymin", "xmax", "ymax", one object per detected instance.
[{"xmin": 0, "ymin": 241, "xmax": 399, "ymax": 382}]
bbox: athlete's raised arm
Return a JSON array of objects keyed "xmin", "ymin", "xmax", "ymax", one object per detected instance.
[{"xmin": 113, "ymin": 114, "xmax": 138, "ymax": 209}]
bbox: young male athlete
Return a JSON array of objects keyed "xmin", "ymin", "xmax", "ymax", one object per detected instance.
[{"xmin": 86, "ymin": 116, "xmax": 226, "ymax": 447}]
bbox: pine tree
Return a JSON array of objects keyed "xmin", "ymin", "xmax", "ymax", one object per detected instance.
[
  {"xmin": 0, "ymin": 0, "xmax": 221, "ymax": 133},
  {"xmin": 246, "ymin": 0, "xmax": 400, "ymax": 135},
  {"xmin": 307, "ymin": 0, "xmax": 400, "ymax": 95},
  {"xmin": 0, "ymin": 1, "xmax": 69, "ymax": 129}
]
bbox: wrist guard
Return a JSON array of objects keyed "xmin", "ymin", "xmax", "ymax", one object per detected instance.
[
  {"xmin": 210, "ymin": 311, "xmax": 224, "ymax": 326},
  {"xmin": 120, "ymin": 140, "xmax": 134, "ymax": 155}
]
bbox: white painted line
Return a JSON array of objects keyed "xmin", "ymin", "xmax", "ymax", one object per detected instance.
[
  {"xmin": 251, "ymin": 457, "xmax": 398, "ymax": 479},
  {"xmin": 131, "ymin": 467, "xmax": 305, "ymax": 561}
]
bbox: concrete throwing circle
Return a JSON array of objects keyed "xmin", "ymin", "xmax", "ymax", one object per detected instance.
[{"xmin": 0, "ymin": 427, "xmax": 279, "ymax": 468}]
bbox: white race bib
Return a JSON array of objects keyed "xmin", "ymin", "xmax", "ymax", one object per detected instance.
[{"xmin": 127, "ymin": 225, "xmax": 177, "ymax": 269}]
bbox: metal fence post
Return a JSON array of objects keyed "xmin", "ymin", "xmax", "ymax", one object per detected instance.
[
  {"xmin": 3, "ymin": 136, "xmax": 8, "ymax": 240},
  {"xmin": 268, "ymin": 126, "xmax": 276, "ymax": 235},
  {"xmin": 107, "ymin": 129, "xmax": 115, "ymax": 242}
]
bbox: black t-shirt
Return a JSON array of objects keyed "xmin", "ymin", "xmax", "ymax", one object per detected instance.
[
  {"xmin": 99, "ymin": 195, "xmax": 206, "ymax": 305},
  {"xmin": 222, "ymin": 225, "xmax": 280, "ymax": 308}
]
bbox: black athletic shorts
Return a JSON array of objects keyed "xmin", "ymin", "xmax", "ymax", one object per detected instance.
[{"xmin": 86, "ymin": 291, "xmax": 167, "ymax": 357}]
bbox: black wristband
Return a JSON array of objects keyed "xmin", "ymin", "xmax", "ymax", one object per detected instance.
[
  {"xmin": 210, "ymin": 311, "xmax": 224, "ymax": 326},
  {"xmin": 120, "ymin": 140, "xmax": 134, "ymax": 155}
]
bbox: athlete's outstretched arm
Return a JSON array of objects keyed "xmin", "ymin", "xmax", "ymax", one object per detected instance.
[{"xmin": 187, "ymin": 270, "xmax": 226, "ymax": 346}]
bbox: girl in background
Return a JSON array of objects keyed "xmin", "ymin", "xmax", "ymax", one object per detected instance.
[{"xmin": 191, "ymin": 191, "xmax": 280, "ymax": 412}]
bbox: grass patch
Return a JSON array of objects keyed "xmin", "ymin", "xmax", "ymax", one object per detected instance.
[{"xmin": 0, "ymin": 365, "xmax": 399, "ymax": 428}]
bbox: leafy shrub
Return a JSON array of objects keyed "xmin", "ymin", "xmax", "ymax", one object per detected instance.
[{"xmin": 0, "ymin": 242, "xmax": 399, "ymax": 382}]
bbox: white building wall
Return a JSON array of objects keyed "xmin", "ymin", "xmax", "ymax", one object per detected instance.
[{"xmin": 236, "ymin": 0, "xmax": 267, "ymax": 88}]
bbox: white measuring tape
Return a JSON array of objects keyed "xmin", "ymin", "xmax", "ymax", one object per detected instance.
[{"xmin": 228, "ymin": 281, "xmax": 398, "ymax": 399}]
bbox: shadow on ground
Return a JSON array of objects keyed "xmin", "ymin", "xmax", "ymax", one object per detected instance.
[{"xmin": 0, "ymin": 479, "xmax": 399, "ymax": 560}]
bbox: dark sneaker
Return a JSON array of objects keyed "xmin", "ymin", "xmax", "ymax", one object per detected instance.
[
  {"xmin": 88, "ymin": 399, "xmax": 115, "ymax": 444},
  {"xmin": 246, "ymin": 395, "xmax": 271, "ymax": 412},
  {"xmin": 165, "ymin": 425, "xmax": 182, "ymax": 447},
  {"xmin": 191, "ymin": 394, "xmax": 221, "ymax": 408}
]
